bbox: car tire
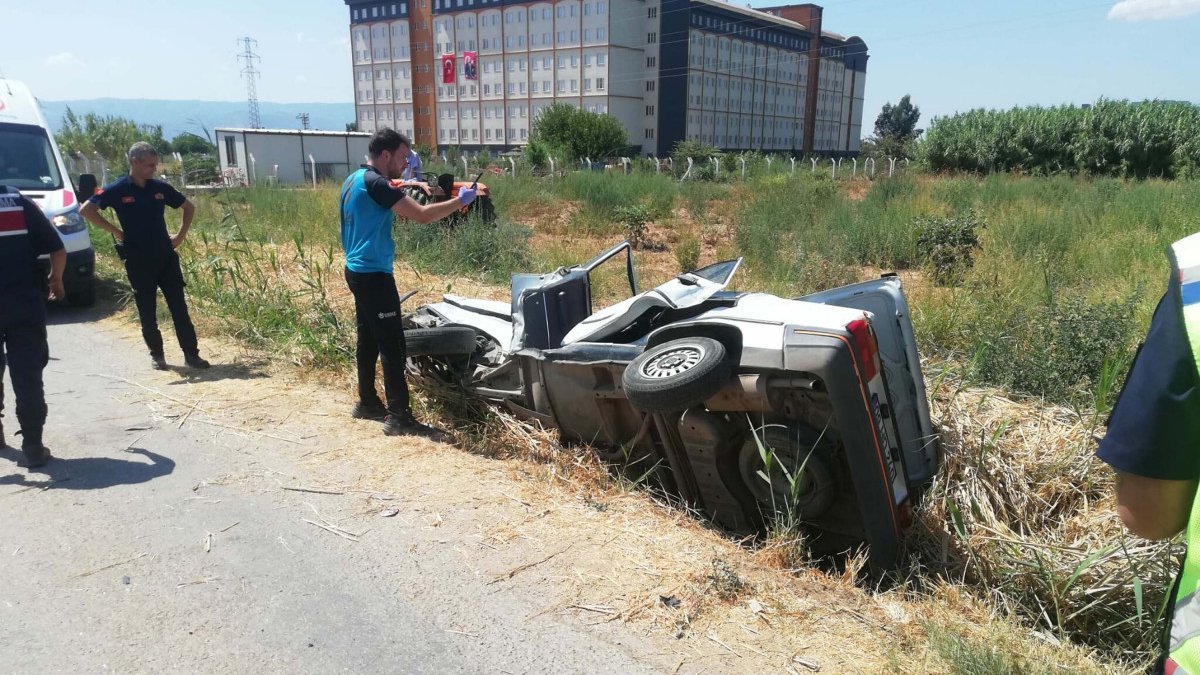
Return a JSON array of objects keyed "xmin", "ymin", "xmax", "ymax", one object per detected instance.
[
  {"xmin": 623, "ymin": 337, "xmax": 733, "ymax": 413},
  {"xmin": 67, "ymin": 282, "xmax": 97, "ymax": 307},
  {"xmin": 405, "ymin": 326, "xmax": 477, "ymax": 357},
  {"xmin": 739, "ymin": 424, "xmax": 837, "ymax": 520},
  {"xmin": 472, "ymin": 196, "xmax": 497, "ymax": 224}
]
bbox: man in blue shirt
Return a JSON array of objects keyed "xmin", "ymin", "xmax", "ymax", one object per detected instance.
[
  {"xmin": 1098, "ymin": 273, "xmax": 1200, "ymax": 538},
  {"xmin": 1098, "ymin": 272, "xmax": 1200, "ymax": 674},
  {"xmin": 81, "ymin": 142, "xmax": 210, "ymax": 371},
  {"xmin": 0, "ymin": 185, "xmax": 65, "ymax": 467},
  {"xmin": 341, "ymin": 128, "xmax": 476, "ymax": 438},
  {"xmin": 401, "ymin": 147, "xmax": 423, "ymax": 182}
]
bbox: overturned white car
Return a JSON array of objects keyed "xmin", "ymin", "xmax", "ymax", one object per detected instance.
[{"xmin": 404, "ymin": 242, "xmax": 938, "ymax": 569}]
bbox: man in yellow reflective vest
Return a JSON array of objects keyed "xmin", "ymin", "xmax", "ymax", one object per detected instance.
[{"xmin": 1099, "ymin": 234, "xmax": 1200, "ymax": 674}]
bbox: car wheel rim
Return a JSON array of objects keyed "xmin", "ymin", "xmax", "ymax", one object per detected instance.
[{"xmin": 641, "ymin": 345, "xmax": 704, "ymax": 379}]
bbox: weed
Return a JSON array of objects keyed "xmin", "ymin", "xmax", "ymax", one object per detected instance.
[
  {"xmin": 675, "ymin": 234, "xmax": 700, "ymax": 272},
  {"xmin": 706, "ymin": 557, "xmax": 748, "ymax": 601}
]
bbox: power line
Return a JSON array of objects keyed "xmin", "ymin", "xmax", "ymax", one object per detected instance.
[{"xmin": 237, "ymin": 37, "xmax": 263, "ymax": 129}]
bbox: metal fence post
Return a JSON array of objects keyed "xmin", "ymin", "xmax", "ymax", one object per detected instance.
[
  {"xmin": 621, "ymin": 156, "xmax": 630, "ymax": 174},
  {"xmin": 865, "ymin": 158, "xmax": 875, "ymax": 178},
  {"xmin": 830, "ymin": 158, "xmax": 837, "ymax": 180},
  {"xmin": 739, "ymin": 156, "xmax": 746, "ymax": 179},
  {"xmin": 790, "ymin": 157, "xmax": 796, "ymax": 175},
  {"xmin": 309, "ymin": 154, "xmax": 317, "ymax": 188},
  {"xmin": 888, "ymin": 157, "xmax": 897, "ymax": 177},
  {"xmin": 851, "ymin": 157, "xmax": 857, "ymax": 179},
  {"xmin": 681, "ymin": 157, "xmax": 694, "ymax": 182},
  {"xmin": 508, "ymin": 156, "xmax": 517, "ymax": 175},
  {"xmin": 811, "ymin": 156, "xmax": 817, "ymax": 173}
]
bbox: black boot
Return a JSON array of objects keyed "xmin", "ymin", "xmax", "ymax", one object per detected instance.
[{"xmin": 20, "ymin": 429, "xmax": 50, "ymax": 468}]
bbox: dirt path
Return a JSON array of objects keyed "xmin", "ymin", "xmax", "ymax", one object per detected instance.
[{"xmin": 0, "ymin": 303, "xmax": 916, "ymax": 674}]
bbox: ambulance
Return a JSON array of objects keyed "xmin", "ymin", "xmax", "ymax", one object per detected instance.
[{"xmin": 0, "ymin": 79, "xmax": 95, "ymax": 306}]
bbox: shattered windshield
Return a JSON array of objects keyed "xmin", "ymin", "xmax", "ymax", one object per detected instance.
[{"xmin": 688, "ymin": 259, "xmax": 741, "ymax": 285}]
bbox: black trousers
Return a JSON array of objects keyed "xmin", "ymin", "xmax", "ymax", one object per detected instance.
[
  {"xmin": 125, "ymin": 252, "xmax": 198, "ymax": 358},
  {"xmin": 0, "ymin": 296, "xmax": 49, "ymax": 448},
  {"xmin": 344, "ymin": 269, "xmax": 411, "ymax": 418}
]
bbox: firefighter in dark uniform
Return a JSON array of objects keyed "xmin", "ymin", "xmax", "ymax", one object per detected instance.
[
  {"xmin": 80, "ymin": 142, "xmax": 210, "ymax": 370},
  {"xmin": 0, "ymin": 185, "xmax": 65, "ymax": 468}
]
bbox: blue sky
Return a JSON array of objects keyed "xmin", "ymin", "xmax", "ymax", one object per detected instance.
[{"xmin": 1, "ymin": 0, "xmax": 1197, "ymax": 131}]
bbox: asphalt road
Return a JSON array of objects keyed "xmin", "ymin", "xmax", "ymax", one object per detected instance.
[{"xmin": 0, "ymin": 305, "xmax": 668, "ymax": 674}]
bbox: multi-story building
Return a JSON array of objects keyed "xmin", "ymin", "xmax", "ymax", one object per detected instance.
[{"xmin": 344, "ymin": 0, "xmax": 867, "ymax": 155}]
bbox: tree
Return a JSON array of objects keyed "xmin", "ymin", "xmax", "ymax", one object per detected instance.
[
  {"xmin": 56, "ymin": 107, "xmax": 172, "ymax": 172},
  {"xmin": 874, "ymin": 95, "xmax": 922, "ymax": 143},
  {"xmin": 529, "ymin": 102, "xmax": 628, "ymax": 162},
  {"xmin": 171, "ymin": 132, "xmax": 214, "ymax": 155},
  {"xmin": 345, "ymin": 122, "xmax": 359, "ymax": 132}
]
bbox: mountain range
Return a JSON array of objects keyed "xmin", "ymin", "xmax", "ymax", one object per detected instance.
[{"xmin": 40, "ymin": 99, "xmax": 357, "ymax": 140}]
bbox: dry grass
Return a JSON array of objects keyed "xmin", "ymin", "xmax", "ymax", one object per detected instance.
[{"xmin": 903, "ymin": 361, "xmax": 1176, "ymax": 668}]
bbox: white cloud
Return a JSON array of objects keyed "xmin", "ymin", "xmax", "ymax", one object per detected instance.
[
  {"xmin": 295, "ymin": 75, "xmax": 308, "ymax": 84},
  {"xmin": 296, "ymin": 32, "xmax": 307, "ymax": 42},
  {"xmin": 44, "ymin": 51, "xmax": 86, "ymax": 68},
  {"xmin": 1108, "ymin": 0, "xmax": 1200, "ymax": 21}
]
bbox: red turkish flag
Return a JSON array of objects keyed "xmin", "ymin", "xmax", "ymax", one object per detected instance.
[
  {"xmin": 441, "ymin": 53, "xmax": 456, "ymax": 84},
  {"xmin": 463, "ymin": 51, "xmax": 477, "ymax": 81}
]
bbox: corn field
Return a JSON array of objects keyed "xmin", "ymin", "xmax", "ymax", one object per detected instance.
[{"xmin": 922, "ymin": 99, "xmax": 1200, "ymax": 178}]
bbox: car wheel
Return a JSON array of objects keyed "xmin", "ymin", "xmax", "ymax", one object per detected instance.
[
  {"xmin": 67, "ymin": 282, "xmax": 97, "ymax": 307},
  {"xmin": 472, "ymin": 196, "xmax": 497, "ymax": 224},
  {"xmin": 623, "ymin": 337, "xmax": 733, "ymax": 413},
  {"xmin": 739, "ymin": 425, "xmax": 836, "ymax": 520},
  {"xmin": 405, "ymin": 326, "xmax": 478, "ymax": 357}
]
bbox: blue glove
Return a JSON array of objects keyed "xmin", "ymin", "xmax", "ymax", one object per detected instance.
[{"xmin": 457, "ymin": 186, "xmax": 478, "ymax": 206}]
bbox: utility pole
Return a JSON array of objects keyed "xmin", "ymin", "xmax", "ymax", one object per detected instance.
[
  {"xmin": 296, "ymin": 112, "xmax": 310, "ymax": 130},
  {"xmin": 237, "ymin": 37, "xmax": 262, "ymax": 129}
]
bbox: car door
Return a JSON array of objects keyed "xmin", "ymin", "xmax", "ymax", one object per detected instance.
[{"xmin": 798, "ymin": 276, "xmax": 939, "ymax": 488}]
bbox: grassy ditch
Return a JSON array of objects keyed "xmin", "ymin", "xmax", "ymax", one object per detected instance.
[{"xmin": 83, "ymin": 171, "xmax": 1198, "ymax": 669}]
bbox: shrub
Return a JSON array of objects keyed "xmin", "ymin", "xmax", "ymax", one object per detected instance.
[
  {"xmin": 615, "ymin": 204, "xmax": 652, "ymax": 248},
  {"xmin": 916, "ymin": 210, "xmax": 986, "ymax": 285}
]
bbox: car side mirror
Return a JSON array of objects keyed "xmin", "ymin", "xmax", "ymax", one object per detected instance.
[{"xmin": 76, "ymin": 173, "xmax": 97, "ymax": 204}]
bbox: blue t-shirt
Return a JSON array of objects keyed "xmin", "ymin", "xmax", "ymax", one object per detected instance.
[
  {"xmin": 1097, "ymin": 274, "xmax": 1200, "ymax": 480},
  {"xmin": 402, "ymin": 150, "xmax": 422, "ymax": 181},
  {"xmin": 340, "ymin": 165, "xmax": 408, "ymax": 274}
]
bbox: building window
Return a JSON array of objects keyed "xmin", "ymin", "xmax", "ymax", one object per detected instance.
[
  {"xmin": 647, "ymin": 6, "xmax": 656, "ymax": 17},
  {"xmin": 597, "ymin": 54, "xmax": 605, "ymax": 65},
  {"xmin": 224, "ymin": 136, "xmax": 237, "ymax": 166},
  {"xmin": 646, "ymin": 56, "xmax": 655, "ymax": 67},
  {"xmin": 596, "ymin": 77, "xmax": 604, "ymax": 90}
]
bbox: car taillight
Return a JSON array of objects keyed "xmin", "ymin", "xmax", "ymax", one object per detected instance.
[
  {"xmin": 62, "ymin": 189, "xmax": 75, "ymax": 208},
  {"xmin": 847, "ymin": 317, "xmax": 878, "ymax": 381}
]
